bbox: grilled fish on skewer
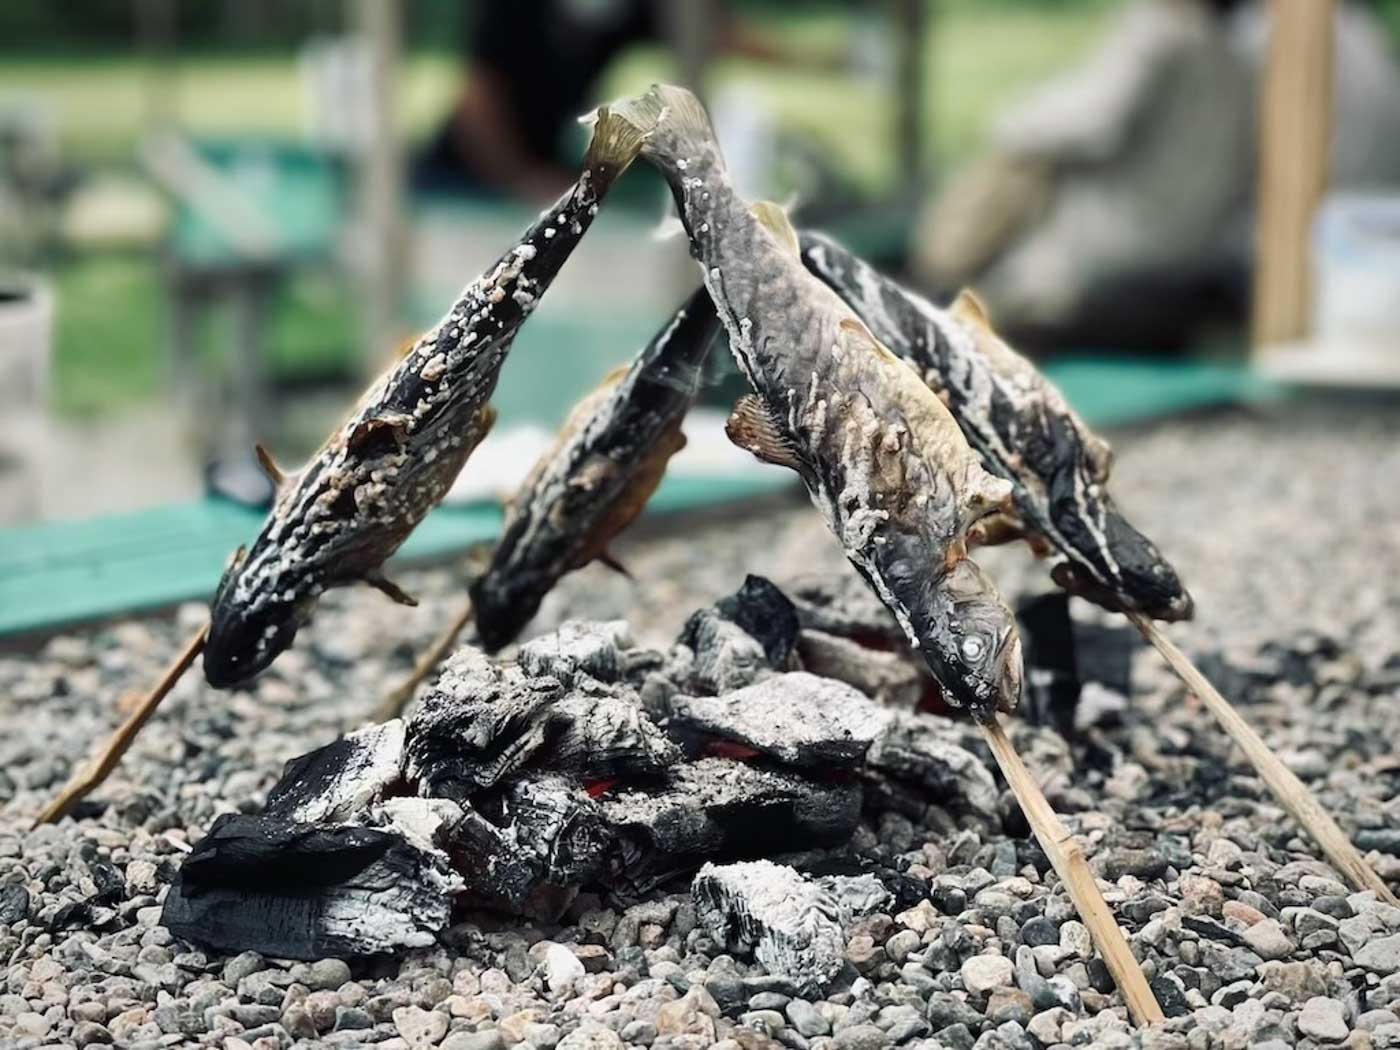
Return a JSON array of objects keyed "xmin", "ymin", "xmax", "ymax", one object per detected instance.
[
  {"xmin": 800, "ymin": 230, "xmax": 1193, "ymax": 622},
  {"xmin": 203, "ymin": 107, "xmax": 648, "ymax": 688},
  {"xmin": 471, "ymin": 286, "xmax": 720, "ymax": 653},
  {"xmin": 611, "ymin": 85, "xmax": 1022, "ymax": 720},
  {"xmin": 379, "ymin": 288, "xmax": 721, "ymax": 717}
]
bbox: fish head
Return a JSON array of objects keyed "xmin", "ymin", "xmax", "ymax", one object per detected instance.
[
  {"xmin": 931, "ymin": 559, "xmax": 1023, "ymax": 719},
  {"xmin": 203, "ymin": 547, "xmax": 315, "ymax": 687},
  {"xmin": 1054, "ymin": 511, "xmax": 1194, "ymax": 622}
]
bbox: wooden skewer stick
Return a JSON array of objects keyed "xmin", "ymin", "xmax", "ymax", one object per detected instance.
[
  {"xmin": 375, "ymin": 601, "xmax": 476, "ymax": 722},
  {"xmin": 1129, "ymin": 613, "xmax": 1398, "ymax": 905},
  {"xmin": 34, "ymin": 624, "xmax": 209, "ymax": 827},
  {"xmin": 980, "ymin": 717, "xmax": 1164, "ymax": 1028}
]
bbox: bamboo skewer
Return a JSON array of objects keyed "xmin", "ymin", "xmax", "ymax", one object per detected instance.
[
  {"xmin": 35, "ymin": 625, "xmax": 209, "ymax": 827},
  {"xmin": 980, "ymin": 718, "xmax": 1164, "ymax": 1028},
  {"xmin": 1128, "ymin": 613, "xmax": 1397, "ymax": 905},
  {"xmin": 375, "ymin": 601, "xmax": 476, "ymax": 722}
]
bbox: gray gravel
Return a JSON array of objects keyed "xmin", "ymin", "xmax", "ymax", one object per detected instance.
[{"xmin": 3, "ymin": 401, "xmax": 1400, "ymax": 1050}]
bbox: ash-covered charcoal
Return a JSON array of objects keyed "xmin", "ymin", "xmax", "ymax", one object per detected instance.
[
  {"xmin": 598, "ymin": 758, "xmax": 861, "ymax": 895},
  {"xmin": 796, "ymin": 629, "xmax": 929, "ymax": 709},
  {"xmin": 866, "ymin": 712, "xmax": 1001, "ymax": 821},
  {"xmin": 544, "ymin": 692, "xmax": 681, "ymax": 779},
  {"xmin": 264, "ymin": 719, "xmax": 406, "ymax": 823},
  {"xmin": 668, "ymin": 672, "xmax": 891, "ymax": 768},
  {"xmin": 677, "ymin": 609, "xmax": 770, "ymax": 694},
  {"xmin": 449, "ymin": 774, "xmax": 611, "ymax": 921},
  {"xmin": 783, "ymin": 851, "xmax": 928, "ymax": 912},
  {"xmin": 692, "ymin": 860, "xmax": 849, "ymax": 995},
  {"xmin": 404, "ymin": 649, "xmax": 563, "ymax": 799},
  {"xmin": 517, "ymin": 619, "xmax": 631, "ymax": 685},
  {"xmin": 786, "ymin": 573, "xmax": 908, "ymax": 649},
  {"xmin": 713, "ymin": 574, "xmax": 801, "ymax": 668},
  {"xmin": 161, "ymin": 812, "xmax": 459, "ymax": 959}
]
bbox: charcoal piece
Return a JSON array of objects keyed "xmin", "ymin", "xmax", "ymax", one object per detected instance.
[
  {"xmin": 449, "ymin": 774, "xmax": 611, "ymax": 921},
  {"xmin": 692, "ymin": 860, "xmax": 848, "ymax": 995},
  {"xmin": 796, "ymin": 629, "xmax": 928, "ymax": 708},
  {"xmin": 517, "ymin": 620, "xmax": 632, "ymax": 684},
  {"xmin": 404, "ymin": 649, "xmax": 563, "ymax": 799},
  {"xmin": 161, "ymin": 813, "xmax": 458, "ymax": 959},
  {"xmin": 713, "ymin": 575, "xmax": 801, "ymax": 668},
  {"xmin": 866, "ymin": 712, "xmax": 1000, "ymax": 820},
  {"xmin": 265, "ymin": 720, "xmax": 406, "ymax": 823},
  {"xmin": 598, "ymin": 758, "xmax": 861, "ymax": 895},
  {"xmin": 1016, "ymin": 593, "xmax": 1081, "ymax": 737},
  {"xmin": 678, "ymin": 609, "xmax": 769, "ymax": 694},
  {"xmin": 544, "ymin": 693, "xmax": 681, "ymax": 779},
  {"xmin": 668, "ymin": 672, "xmax": 891, "ymax": 768},
  {"xmin": 785, "ymin": 573, "xmax": 906, "ymax": 647},
  {"xmin": 813, "ymin": 873, "xmax": 894, "ymax": 918}
]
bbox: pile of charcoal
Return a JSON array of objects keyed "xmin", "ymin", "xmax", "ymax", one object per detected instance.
[{"xmin": 161, "ymin": 576, "xmax": 1055, "ymax": 995}]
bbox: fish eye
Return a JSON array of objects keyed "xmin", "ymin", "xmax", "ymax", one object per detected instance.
[{"xmin": 960, "ymin": 634, "xmax": 986, "ymax": 661}]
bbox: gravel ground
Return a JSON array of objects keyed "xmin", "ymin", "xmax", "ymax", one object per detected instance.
[{"xmin": 2, "ymin": 401, "xmax": 1400, "ymax": 1050}]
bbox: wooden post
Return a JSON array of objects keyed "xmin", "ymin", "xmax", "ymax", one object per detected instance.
[
  {"xmin": 1252, "ymin": 0, "xmax": 1335, "ymax": 352},
  {"xmin": 353, "ymin": 0, "xmax": 406, "ymax": 375},
  {"xmin": 894, "ymin": 0, "xmax": 929, "ymax": 200},
  {"xmin": 665, "ymin": 0, "xmax": 714, "ymax": 98}
]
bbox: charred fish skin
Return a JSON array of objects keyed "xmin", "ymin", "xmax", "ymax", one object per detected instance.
[
  {"xmin": 469, "ymin": 287, "xmax": 720, "ymax": 653},
  {"xmin": 611, "ymin": 85, "xmax": 1021, "ymax": 720},
  {"xmin": 800, "ymin": 230, "xmax": 1193, "ymax": 623},
  {"xmin": 202, "ymin": 109, "xmax": 649, "ymax": 688}
]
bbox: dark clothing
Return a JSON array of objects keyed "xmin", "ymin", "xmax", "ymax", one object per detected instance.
[{"xmin": 415, "ymin": 0, "xmax": 660, "ymax": 195}]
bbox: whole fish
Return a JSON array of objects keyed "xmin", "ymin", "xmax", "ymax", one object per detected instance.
[
  {"xmin": 611, "ymin": 85, "xmax": 1022, "ymax": 721},
  {"xmin": 800, "ymin": 230, "xmax": 1193, "ymax": 622},
  {"xmin": 203, "ymin": 107, "xmax": 648, "ymax": 687},
  {"xmin": 469, "ymin": 286, "xmax": 720, "ymax": 652}
]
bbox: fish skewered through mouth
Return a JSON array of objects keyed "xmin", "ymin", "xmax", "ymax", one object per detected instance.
[
  {"xmin": 799, "ymin": 231, "xmax": 1193, "ymax": 623},
  {"xmin": 378, "ymin": 287, "xmax": 721, "ymax": 717},
  {"xmin": 608, "ymin": 84, "xmax": 1022, "ymax": 722},
  {"xmin": 201, "ymin": 106, "xmax": 649, "ymax": 689}
]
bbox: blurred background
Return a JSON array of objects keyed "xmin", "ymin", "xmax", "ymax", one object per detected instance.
[{"xmin": 0, "ymin": 0, "xmax": 1397, "ymax": 539}]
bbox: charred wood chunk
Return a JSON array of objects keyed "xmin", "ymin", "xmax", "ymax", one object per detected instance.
[
  {"xmin": 713, "ymin": 574, "xmax": 801, "ymax": 668},
  {"xmin": 678, "ymin": 609, "xmax": 769, "ymax": 695},
  {"xmin": 598, "ymin": 758, "xmax": 861, "ymax": 896},
  {"xmin": 692, "ymin": 860, "xmax": 848, "ymax": 995},
  {"xmin": 448, "ymin": 774, "xmax": 611, "ymax": 922},
  {"xmin": 866, "ymin": 712, "xmax": 1000, "ymax": 820},
  {"xmin": 544, "ymin": 693, "xmax": 681, "ymax": 780},
  {"xmin": 796, "ymin": 629, "xmax": 929, "ymax": 709},
  {"xmin": 668, "ymin": 672, "xmax": 891, "ymax": 769},
  {"xmin": 517, "ymin": 620, "xmax": 632, "ymax": 685},
  {"xmin": 265, "ymin": 719, "xmax": 406, "ymax": 824},
  {"xmin": 404, "ymin": 649, "xmax": 563, "ymax": 799},
  {"xmin": 161, "ymin": 813, "xmax": 458, "ymax": 959},
  {"xmin": 785, "ymin": 573, "xmax": 907, "ymax": 649}
]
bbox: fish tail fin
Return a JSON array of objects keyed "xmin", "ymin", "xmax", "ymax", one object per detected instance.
[
  {"xmin": 608, "ymin": 84, "xmax": 720, "ymax": 175},
  {"xmin": 580, "ymin": 103, "xmax": 649, "ymax": 191},
  {"xmin": 751, "ymin": 201, "xmax": 800, "ymax": 258}
]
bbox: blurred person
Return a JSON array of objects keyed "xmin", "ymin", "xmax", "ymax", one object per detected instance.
[
  {"xmin": 913, "ymin": 0, "xmax": 1257, "ymax": 351},
  {"xmin": 414, "ymin": 0, "xmax": 834, "ymax": 201}
]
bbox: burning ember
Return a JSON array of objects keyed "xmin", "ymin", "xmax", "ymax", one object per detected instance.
[{"xmin": 162, "ymin": 575, "xmax": 1038, "ymax": 983}]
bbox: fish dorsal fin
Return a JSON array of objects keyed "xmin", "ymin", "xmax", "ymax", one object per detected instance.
[
  {"xmin": 726, "ymin": 393, "xmax": 802, "ymax": 471},
  {"xmin": 254, "ymin": 443, "xmax": 289, "ymax": 490},
  {"xmin": 950, "ymin": 288, "xmax": 994, "ymax": 332},
  {"xmin": 751, "ymin": 201, "xmax": 800, "ymax": 257}
]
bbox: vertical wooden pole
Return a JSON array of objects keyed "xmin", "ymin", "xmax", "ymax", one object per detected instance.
[
  {"xmin": 665, "ymin": 0, "xmax": 714, "ymax": 99},
  {"xmin": 354, "ymin": 0, "xmax": 405, "ymax": 374},
  {"xmin": 894, "ymin": 0, "xmax": 929, "ymax": 200},
  {"xmin": 1252, "ymin": 0, "xmax": 1335, "ymax": 352}
]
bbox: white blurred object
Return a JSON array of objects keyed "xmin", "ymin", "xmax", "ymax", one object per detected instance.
[
  {"xmin": 443, "ymin": 423, "xmax": 556, "ymax": 506},
  {"xmin": 1262, "ymin": 192, "xmax": 1400, "ymax": 386},
  {"xmin": 0, "ymin": 275, "xmax": 52, "ymax": 523},
  {"xmin": 299, "ymin": 36, "xmax": 374, "ymax": 154},
  {"xmin": 710, "ymin": 86, "xmax": 779, "ymax": 201},
  {"xmin": 671, "ymin": 408, "xmax": 785, "ymax": 479}
]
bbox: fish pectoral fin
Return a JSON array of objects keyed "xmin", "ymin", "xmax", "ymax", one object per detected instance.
[
  {"xmin": 968, "ymin": 511, "xmax": 1027, "ymax": 549},
  {"xmin": 950, "ymin": 287, "xmax": 994, "ymax": 332},
  {"xmin": 750, "ymin": 201, "xmax": 800, "ymax": 257},
  {"xmin": 253, "ymin": 443, "xmax": 290, "ymax": 490},
  {"xmin": 595, "ymin": 549, "xmax": 634, "ymax": 579},
  {"xmin": 364, "ymin": 570, "xmax": 418, "ymax": 607},
  {"xmin": 726, "ymin": 394, "xmax": 802, "ymax": 471}
]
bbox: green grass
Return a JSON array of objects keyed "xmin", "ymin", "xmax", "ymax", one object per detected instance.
[{"xmin": 9, "ymin": 4, "xmax": 1114, "ymax": 416}]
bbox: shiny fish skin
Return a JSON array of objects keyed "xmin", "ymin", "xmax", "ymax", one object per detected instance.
[
  {"xmin": 469, "ymin": 286, "xmax": 720, "ymax": 652},
  {"xmin": 800, "ymin": 230, "xmax": 1193, "ymax": 623},
  {"xmin": 202, "ymin": 109, "xmax": 648, "ymax": 688},
  {"xmin": 611, "ymin": 85, "xmax": 1022, "ymax": 720}
]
